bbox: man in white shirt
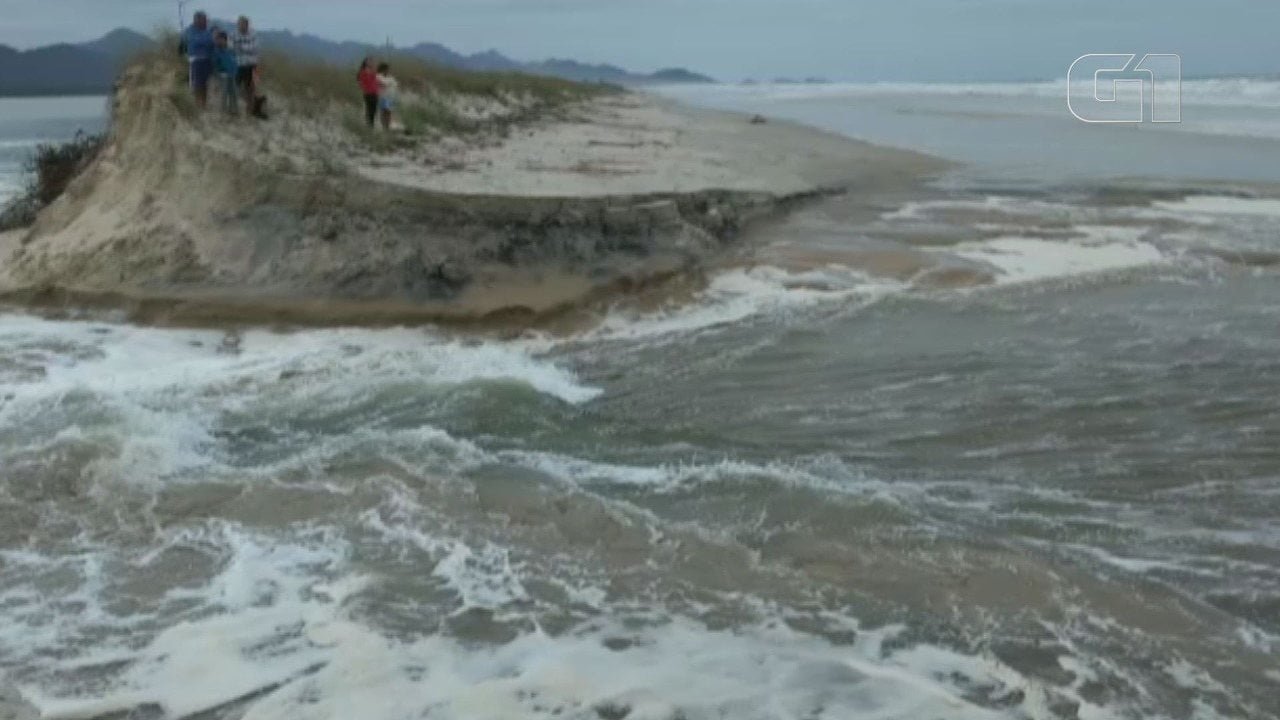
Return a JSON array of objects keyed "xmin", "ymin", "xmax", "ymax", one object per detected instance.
[{"xmin": 232, "ymin": 16, "xmax": 261, "ymax": 116}]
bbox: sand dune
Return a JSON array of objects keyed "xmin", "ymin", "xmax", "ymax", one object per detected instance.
[{"xmin": 0, "ymin": 60, "xmax": 943, "ymax": 325}]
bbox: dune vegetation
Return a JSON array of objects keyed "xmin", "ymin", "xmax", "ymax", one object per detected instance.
[
  {"xmin": 0, "ymin": 33, "xmax": 615, "ymax": 229},
  {"xmin": 0, "ymin": 132, "xmax": 104, "ymax": 232}
]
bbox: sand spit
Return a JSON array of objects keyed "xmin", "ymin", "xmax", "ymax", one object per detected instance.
[{"xmin": 0, "ymin": 63, "xmax": 944, "ymax": 325}]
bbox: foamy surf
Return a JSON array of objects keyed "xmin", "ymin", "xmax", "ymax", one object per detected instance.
[
  {"xmin": 945, "ymin": 229, "xmax": 1165, "ymax": 286},
  {"xmin": 2, "ymin": 521, "xmax": 1115, "ymax": 720},
  {"xmin": 568, "ymin": 188, "xmax": 1256, "ymax": 346},
  {"xmin": 871, "ymin": 193, "xmax": 1280, "ymax": 287},
  {"xmin": 0, "ymin": 315, "xmax": 601, "ymax": 494},
  {"xmin": 0, "ymin": 316, "xmax": 601, "ymax": 409}
]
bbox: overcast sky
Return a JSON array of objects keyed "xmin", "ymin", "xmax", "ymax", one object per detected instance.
[{"xmin": 2, "ymin": 0, "xmax": 1276, "ymax": 82}]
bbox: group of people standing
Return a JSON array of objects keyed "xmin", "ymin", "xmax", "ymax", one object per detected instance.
[
  {"xmin": 181, "ymin": 10, "xmax": 404, "ymax": 130},
  {"xmin": 180, "ymin": 11, "xmax": 266, "ymax": 119}
]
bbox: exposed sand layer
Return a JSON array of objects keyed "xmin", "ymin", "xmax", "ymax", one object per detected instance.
[{"xmin": 1, "ymin": 63, "xmax": 945, "ymax": 325}]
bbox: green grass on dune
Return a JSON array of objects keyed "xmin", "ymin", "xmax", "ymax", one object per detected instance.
[{"xmin": 262, "ymin": 50, "xmax": 609, "ymax": 108}]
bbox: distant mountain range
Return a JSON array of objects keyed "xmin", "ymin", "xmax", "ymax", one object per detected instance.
[
  {"xmin": 0, "ymin": 27, "xmax": 713, "ymax": 96},
  {"xmin": 0, "ymin": 29, "xmax": 154, "ymax": 96}
]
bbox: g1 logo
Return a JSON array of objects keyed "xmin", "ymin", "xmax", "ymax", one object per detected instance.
[{"xmin": 1068, "ymin": 54, "xmax": 1181, "ymax": 124}]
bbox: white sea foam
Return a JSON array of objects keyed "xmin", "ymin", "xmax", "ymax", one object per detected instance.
[
  {"xmin": 497, "ymin": 449, "xmax": 906, "ymax": 506},
  {"xmin": 881, "ymin": 195, "xmax": 1095, "ymax": 224},
  {"xmin": 432, "ymin": 542, "xmax": 530, "ymax": 610},
  {"xmin": 567, "ymin": 195, "xmax": 1186, "ymax": 344},
  {"xmin": 881, "ymin": 197, "xmax": 1170, "ymax": 287},
  {"xmin": 0, "ymin": 415, "xmax": 1123, "ymax": 720},
  {"xmin": 1057, "ymin": 543, "xmax": 1208, "ymax": 576},
  {"xmin": 0, "ymin": 315, "xmax": 602, "ymax": 496},
  {"xmin": 579, "ymin": 265, "xmax": 902, "ymax": 345},
  {"xmin": 7, "ymin": 524, "xmax": 358, "ymax": 720},
  {"xmin": 946, "ymin": 231, "xmax": 1165, "ymax": 285},
  {"xmin": 6, "ymin": 524, "xmax": 1108, "ymax": 720},
  {"xmin": 0, "ymin": 317, "xmax": 600, "ymax": 407},
  {"xmin": 1152, "ymin": 195, "xmax": 1280, "ymax": 218},
  {"xmin": 27, "ymin": 614, "xmax": 1039, "ymax": 720},
  {"xmin": 893, "ymin": 194, "xmax": 1280, "ymax": 276}
]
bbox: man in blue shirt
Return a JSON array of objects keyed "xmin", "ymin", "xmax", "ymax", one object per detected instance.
[{"xmin": 179, "ymin": 11, "xmax": 215, "ymax": 109}]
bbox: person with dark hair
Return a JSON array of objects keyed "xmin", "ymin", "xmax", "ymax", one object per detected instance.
[
  {"xmin": 357, "ymin": 58, "xmax": 380, "ymax": 128},
  {"xmin": 376, "ymin": 62, "xmax": 399, "ymax": 131},
  {"xmin": 179, "ymin": 10, "xmax": 215, "ymax": 109},
  {"xmin": 232, "ymin": 16, "xmax": 260, "ymax": 116}
]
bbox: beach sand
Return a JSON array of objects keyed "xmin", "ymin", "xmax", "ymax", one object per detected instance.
[{"xmin": 356, "ymin": 93, "xmax": 942, "ymax": 197}]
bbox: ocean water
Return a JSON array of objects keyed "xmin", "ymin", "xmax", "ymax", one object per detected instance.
[
  {"xmin": 0, "ymin": 96, "xmax": 108, "ymax": 206},
  {"xmin": 657, "ymin": 79, "xmax": 1280, "ymax": 185},
  {"xmin": 2, "ymin": 83, "xmax": 1280, "ymax": 720}
]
